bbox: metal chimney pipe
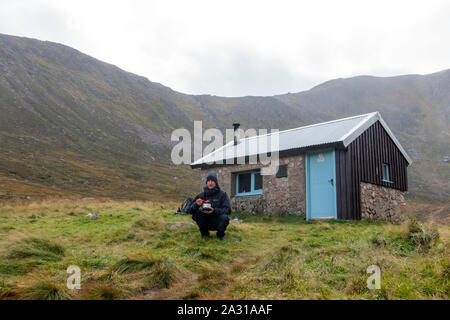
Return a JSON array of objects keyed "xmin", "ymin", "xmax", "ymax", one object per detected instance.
[{"xmin": 232, "ymin": 123, "xmax": 240, "ymax": 145}]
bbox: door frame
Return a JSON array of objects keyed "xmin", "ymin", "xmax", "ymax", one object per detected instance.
[{"xmin": 305, "ymin": 148, "xmax": 337, "ymax": 221}]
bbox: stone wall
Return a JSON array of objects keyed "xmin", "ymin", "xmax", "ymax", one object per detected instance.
[
  {"xmin": 195, "ymin": 160, "xmax": 406, "ymax": 220},
  {"xmin": 360, "ymin": 182, "xmax": 406, "ymax": 222},
  {"xmin": 198, "ymin": 154, "xmax": 306, "ymax": 216}
]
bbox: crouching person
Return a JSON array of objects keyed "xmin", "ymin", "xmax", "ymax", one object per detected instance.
[{"xmin": 187, "ymin": 172, "xmax": 231, "ymax": 240}]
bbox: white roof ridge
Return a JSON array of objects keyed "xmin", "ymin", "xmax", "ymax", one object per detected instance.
[
  {"xmin": 190, "ymin": 140, "xmax": 233, "ymax": 165},
  {"xmin": 241, "ymin": 112, "xmax": 376, "ymax": 141},
  {"xmin": 339, "ymin": 112, "xmax": 378, "ymax": 142},
  {"xmin": 190, "ymin": 111, "xmax": 412, "ymax": 166}
]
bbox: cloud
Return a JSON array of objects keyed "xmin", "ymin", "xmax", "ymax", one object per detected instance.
[{"xmin": 0, "ymin": 0, "xmax": 449, "ymax": 96}]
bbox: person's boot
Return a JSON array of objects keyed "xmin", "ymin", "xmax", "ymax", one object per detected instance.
[{"xmin": 201, "ymin": 230, "xmax": 210, "ymax": 238}]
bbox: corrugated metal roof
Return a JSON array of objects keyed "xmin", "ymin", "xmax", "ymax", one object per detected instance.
[{"xmin": 190, "ymin": 112, "xmax": 412, "ymax": 167}]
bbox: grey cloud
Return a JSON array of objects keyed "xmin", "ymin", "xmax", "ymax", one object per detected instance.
[
  {"xmin": 177, "ymin": 52, "xmax": 318, "ymax": 97},
  {"xmin": 0, "ymin": 3, "xmax": 78, "ymax": 44},
  {"xmin": 1, "ymin": 0, "xmax": 449, "ymax": 97}
]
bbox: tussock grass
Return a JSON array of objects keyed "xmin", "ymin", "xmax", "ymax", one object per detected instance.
[
  {"xmin": 0, "ymin": 279, "xmax": 16, "ymax": 299},
  {"xmin": 0, "ymin": 225, "xmax": 15, "ymax": 233},
  {"xmin": 85, "ymin": 284, "xmax": 123, "ymax": 300},
  {"xmin": 262, "ymin": 245, "xmax": 299, "ymax": 271},
  {"xmin": 7, "ymin": 238, "xmax": 65, "ymax": 261},
  {"xmin": 406, "ymin": 217, "xmax": 440, "ymax": 252},
  {"xmin": 370, "ymin": 233, "xmax": 386, "ymax": 247},
  {"xmin": 0, "ymin": 199, "xmax": 448, "ymax": 300},
  {"xmin": 345, "ymin": 275, "xmax": 368, "ymax": 295},
  {"xmin": 440, "ymin": 259, "xmax": 450, "ymax": 281},
  {"xmin": 196, "ymin": 267, "xmax": 229, "ymax": 293},
  {"xmin": 144, "ymin": 263, "xmax": 177, "ymax": 289},
  {"xmin": 23, "ymin": 279, "xmax": 70, "ymax": 300},
  {"xmin": 132, "ymin": 217, "xmax": 164, "ymax": 231},
  {"xmin": 0, "ymin": 260, "xmax": 41, "ymax": 275},
  {"xmin": 181, "ymin": 290, "xmax": 200, "ymax": 300},
  {"xmin": 112, "ymin": 253, "xmax": 162, "ymax": 274},
  {"xmin": 0, "ymin": 238, "xmax": 65, "ymax": 276}
]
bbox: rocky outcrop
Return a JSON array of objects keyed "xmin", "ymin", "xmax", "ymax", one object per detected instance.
[{"xmin": 164, "ymin": 222, "xmax": 195, "ymax": 228}]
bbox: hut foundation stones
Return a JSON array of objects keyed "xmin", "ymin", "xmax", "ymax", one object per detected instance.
[{"xmin": 360, "ymin": 182, "xmax": 406, "ymax": 222}]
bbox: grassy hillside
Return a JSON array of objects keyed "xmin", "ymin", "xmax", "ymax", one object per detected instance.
[
  {"xmin": 0, "ymin": 33, "xmax": 449, "ymax": 207},
  {"xmin": 0, "ymin": 34, "xmax": 202, "ymax": 202},
  {"xmin": 0, "ymin": 200, "xmax": 448, "ymax": 300}
]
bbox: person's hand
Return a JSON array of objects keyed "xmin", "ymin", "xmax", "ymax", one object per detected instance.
[
  {"xmin": 203, "ymin": 207, "xmax": 214, "ymax": 214},
  {"xmin": 196, "ymin": 198, "xmax": 204, "ymax": 206}
]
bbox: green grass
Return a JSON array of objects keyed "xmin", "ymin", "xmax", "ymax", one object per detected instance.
[
  {"xmin": 144, "ymin": 263, "xmax": 177, "ymax": 289},
  {"xmin": 0, "ymin": 199, "xmax": 448, "ymax": 300},
  {"xmin": 0, "ymin": 279, "xmax": 16, "ymax": 299},
  {"xmin": 23, "ymin": 279, "xmax": 71, "ymax": 300},
  {"xmin": 8, "ymin": 238, "xmax": 65, "ymax": 261},
  {"xmin": 112, "ymin": 254, "xmax": 162, "ymax": 274},
  {"xmin": 84, "ymin": 284, "xmax": 123, "ymax": 300}
]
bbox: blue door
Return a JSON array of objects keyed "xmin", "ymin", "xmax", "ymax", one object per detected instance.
[{"xmin": 306, "ymin": 149, "xmax": 337, "ymax": 220}]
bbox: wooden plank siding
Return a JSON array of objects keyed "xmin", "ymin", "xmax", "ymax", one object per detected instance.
[{"xmin": 335, "ymin": 121, "xmax": 409, "ymax": 220}]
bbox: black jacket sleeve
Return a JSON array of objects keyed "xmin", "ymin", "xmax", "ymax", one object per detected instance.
[
  {"xmin": 213, "ymin": 191, "xmax": 231, "ymax": 216},
  {"xmin": 186, "ymin": 193, "xmax": 202, "ymax": 215}
]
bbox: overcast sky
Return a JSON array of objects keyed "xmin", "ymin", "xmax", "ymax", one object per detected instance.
[{"xmin": 0, "ymin": 0, "xmax": 449, "ymax": 96}]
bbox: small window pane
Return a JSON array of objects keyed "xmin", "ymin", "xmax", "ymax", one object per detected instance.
[
  {"xmin": 276, "ymin": 165, "xmax": 288, "ymax": 178},
  {"xmin": 238, "ymin": 173, "xmax": 251, "ymax": 193},
  {"xmin": 254, "ymin": 172, "xmax": 262, "ymax": 190},
  {"xmin": 382, "ymin": 163, "xmax": 390, "ymax": 181}
]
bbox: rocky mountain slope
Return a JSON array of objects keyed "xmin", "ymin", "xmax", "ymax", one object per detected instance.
[{"xmin": 0, "ymin": 34, "xmax": 448, "ymax": 204}]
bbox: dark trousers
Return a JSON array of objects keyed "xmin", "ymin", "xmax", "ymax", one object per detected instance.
[{"xmin": 193, "ymin": 212, "xmax": 230, "ymax": 238}]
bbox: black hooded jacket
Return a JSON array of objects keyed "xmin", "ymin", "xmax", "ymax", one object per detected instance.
[{"xmin": 186, "ymin": 185, "xmax": 231, "ymax": 217}]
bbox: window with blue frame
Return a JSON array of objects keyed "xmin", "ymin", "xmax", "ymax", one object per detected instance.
[
  {"xmin": 382, "ymin": 163, "xmax": 392, "ymax": 182},
  {"xmin": 236, "ymin": 170, "xmax": 263, "ymax": 196}
]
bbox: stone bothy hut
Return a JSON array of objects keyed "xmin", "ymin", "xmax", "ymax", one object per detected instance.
[{"xmin": 190, "ymin": 112, "xmax": 411, "ymax": 222}]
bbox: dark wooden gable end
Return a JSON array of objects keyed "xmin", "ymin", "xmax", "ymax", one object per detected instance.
[{"xmin": 335, "ymin": 120, "xmax": 409, "ymax": 220}]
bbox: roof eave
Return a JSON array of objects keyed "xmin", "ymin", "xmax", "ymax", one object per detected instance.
[
  {"xmin": 190, "ymin": 112, "xmax": 413, "ymax": 168},
  {"xmin": 189, "ymin": 141, "xmax": 345, "ymax": 169}
]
